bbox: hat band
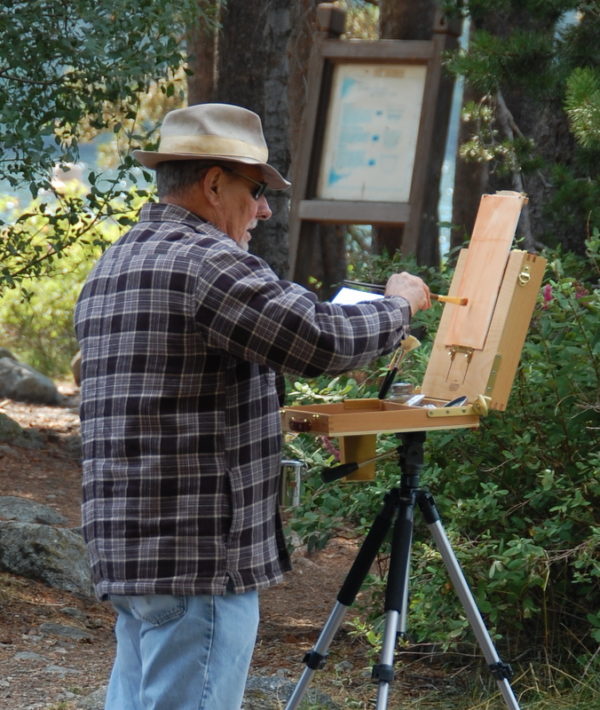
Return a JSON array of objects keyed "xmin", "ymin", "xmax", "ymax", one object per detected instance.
[{"xmin": 157, "ymin": 134, "xmax": 268, "ymax": 162}]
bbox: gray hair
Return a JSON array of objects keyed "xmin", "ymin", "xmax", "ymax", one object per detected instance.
[{"xmin": 155, "ymin": 160, "xmax": 222, "ymax": 198}]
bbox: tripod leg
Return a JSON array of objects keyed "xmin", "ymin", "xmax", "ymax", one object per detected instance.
[
  {"xmin": 285, "ymin": 489, "xmax": 399, "ymax": 710},
  {"xmin": 418, "ymin": 491, "xmax": 521, "ymax": 710},
  {"xmin": 373, "ymin": 490, "xmax": 415, "ymax": 710},
  {"xmin": 370, "ymin": 430, "xmax": 425, "ymax": 709},
  {"xmin": 284, "ymin": 602, "xmax": 346, "ymax": 710}
]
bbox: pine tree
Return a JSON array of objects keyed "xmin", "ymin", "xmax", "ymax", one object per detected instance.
[{"xmin": 447, "ymin": 1, "xmax": 600, "ymax": 254}]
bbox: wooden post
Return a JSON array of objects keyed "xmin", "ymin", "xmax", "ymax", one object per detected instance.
[
  {"xmin": 316, "ymin": 3, "xmax": 346, "ymax": 38},
  {"xmin": 287, "ymin": 5, "xmax": 347, "ymax": 285}
]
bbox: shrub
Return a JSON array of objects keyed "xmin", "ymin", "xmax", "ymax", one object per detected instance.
[
  {"xmin": 0, "ymin": 189, "xmax": 136, "ymax": 376},
  {"xmin": 284, "ymin": 239, "xmax": 599, "ymax": 674},
  {"xmin": 420, "ymin": 238, "xmax": 599, "ymax": 661}
]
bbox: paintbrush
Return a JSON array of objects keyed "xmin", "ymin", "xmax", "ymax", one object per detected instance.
[
  {"xmin": 342, "ymin": 281, "xmax": 468, "ymax": 306},
  {"xmin": 378, "ymin": 335, "xmax": 420, "ymax": 400},
  {"xmin": 431, "ymin": 293, "xmax": 468, "ymax": 306}
]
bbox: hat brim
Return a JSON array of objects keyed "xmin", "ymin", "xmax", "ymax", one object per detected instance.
[{"xmin": 132, "ymin": 150, "xmax": 290, "ymax": 190}]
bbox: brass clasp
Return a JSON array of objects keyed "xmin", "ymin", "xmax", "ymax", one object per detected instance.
[{"xmin": 518, "ymin": 265, "xmax": 531, "ymax": 286}]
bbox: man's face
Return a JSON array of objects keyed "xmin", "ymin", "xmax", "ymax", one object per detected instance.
[{"xmin": 215, "ymin": 165, "xmax": 272, "ymax": 250}]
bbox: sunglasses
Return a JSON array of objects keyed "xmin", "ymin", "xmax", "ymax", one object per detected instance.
[{"xmin": 222, "ymin": 166, "xmax": 268, "ymax": 200}]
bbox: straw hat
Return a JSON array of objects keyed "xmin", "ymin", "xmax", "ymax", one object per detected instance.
[{"xmin": 133, "ymin": 103, "xmax": 290, "ymax": 190}]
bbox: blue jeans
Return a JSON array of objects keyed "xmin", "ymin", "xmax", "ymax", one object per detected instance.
[{"xmin": 105, "ymin": 591, "xmax": 259, "ymax": 710}]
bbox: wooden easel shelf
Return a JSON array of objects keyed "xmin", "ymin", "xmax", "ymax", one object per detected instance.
[{"xmin": 282, "ymin": 397, "xmax": 481, "ymax": 437}]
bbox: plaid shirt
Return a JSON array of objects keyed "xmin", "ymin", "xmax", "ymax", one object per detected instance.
[{"xmin": 74, "ymin": 203, "xmax": 411, "ymax": 599}]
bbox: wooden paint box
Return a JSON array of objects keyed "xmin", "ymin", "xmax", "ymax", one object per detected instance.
[{"xmin": 282, "ymin": 192, "xmax": 547, "ymax": 479}]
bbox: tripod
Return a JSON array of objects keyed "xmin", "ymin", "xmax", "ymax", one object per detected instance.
[{"xmin": 285, "ymin": 431, "xmax": 520, "ymax": 710}]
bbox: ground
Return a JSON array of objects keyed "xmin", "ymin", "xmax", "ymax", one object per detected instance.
[{"xmin": 0, "ymin": 383, "xmax": 461, "ymax": 709}]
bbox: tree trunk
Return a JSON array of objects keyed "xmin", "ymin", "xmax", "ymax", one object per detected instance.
[
  {"xmin": 187, "ymin": 0, "xmax": 292, "ymax": 276},
  {"xmin": 186, "ymin": 0, "xmax": 220, "ymax": 104},
  {"xmin": 380, "ymin": 0, "xmax": 436, "ymax": 39},
  {"xmin": 450, "ymin": 83, "xmax": 488, "ymax": 253},
  {"xmin": 288, "ymin": 1, "xmax": 319, "ymax": 163},
  {"xmin": 215, "ymin": 0, "xmax": 292, "ymax": 276},
  {"xmin": 287, "ymin": 1, "xmax": 346, "ymax": 295}
]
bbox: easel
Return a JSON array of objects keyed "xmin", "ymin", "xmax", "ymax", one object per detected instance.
[{"xmin": 282, "ymin": 192, "xmax": 547, "ymax": 709}]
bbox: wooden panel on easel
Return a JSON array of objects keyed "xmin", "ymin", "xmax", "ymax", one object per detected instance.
[
  {"xmin": 445, "ymin": 192, "xmax": 527, "ymax": 349},
  {"xmin": 483, "ymin": 251, "xmax": 546, "ymax": 409}
]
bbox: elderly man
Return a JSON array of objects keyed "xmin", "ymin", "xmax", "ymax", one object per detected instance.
[{"xmin": 74, "ymin": 103, "xmax": 430, "ymax": 710}]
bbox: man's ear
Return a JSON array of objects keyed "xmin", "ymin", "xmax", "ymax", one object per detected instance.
[{"xmin": 202, "ymin": 166, "xmax": 225, "ymax": 205}]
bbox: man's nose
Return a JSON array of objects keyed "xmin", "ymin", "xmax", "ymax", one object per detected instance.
[{"xmin": 257, "ymin": 195, "xmax": 272, "ymax": 220}]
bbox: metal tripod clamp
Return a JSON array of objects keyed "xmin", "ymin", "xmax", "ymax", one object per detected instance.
[
  {"xmin": 303, "ymin": 650, "xmax": 327, "ymax": 670},
  {"xmin": 489, "ymin": 661, "xmax": 514, "ymax": 681},
  {"xmin": 371, "ymin": 663, "xmax": 394, "ymax": 683}
]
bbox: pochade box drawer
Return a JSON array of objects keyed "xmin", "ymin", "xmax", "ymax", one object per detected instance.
[{"xmin": 281, "ymin": 397, "xmax": 482, "ymax": 437}]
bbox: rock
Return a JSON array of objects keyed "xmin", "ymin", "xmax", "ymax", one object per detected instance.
[
  {"xmin": 0, "ymin": 354, "xmax": 62, "ymax": 405},
  {"xmin": 78, "ymin": 675, "xmax": 340, "ymax": 710},
  {"xmin": 0, "ymin": 412, "xmax": 44, "ymax": 449},
  {"xmin": 242, "ymin": 675, "xmax": 340, "ymax": 709},
  {"xmin": 45, "ymin": 663, "xmax": 79, "ymax": 675},
  {"xmin": 0, "ymin": 496, "xmax": 67, "ymax": 525},
  {"xmin": 61, "ymin": 432, "xmax": 82, "ymax": 460},
  {"xmin": 13, "ymin": 651, "xmax": 47, "ymax": 662},
  {"xmin": 71, "ymin": 350, "xmax": 81, "ymax": 386},
  {"xmin": 78, "ymin": 686, "xmax": 107, "ymax": 709},
  {"xmin": 0, "ymin": 521, "xmax": 92, "ymax": 596},
  {"xmin": 39, "ymin": 622, "xmax": 93, "ymax": 641},
  {"xmin": 0, "ymin": 413, "xmax": 27, "ymax": 443},
  {"xmin": 61, "ymin": 606, "xmax": 87, "ymax": 621}
]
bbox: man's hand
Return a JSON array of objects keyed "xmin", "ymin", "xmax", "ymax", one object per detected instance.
[{"xmin": 384, "ymin": 272, "xmax": 431, "ymax": 315}]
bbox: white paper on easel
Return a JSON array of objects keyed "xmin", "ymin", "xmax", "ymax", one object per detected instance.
[{"xmin": 331, "ymin": 287, "xmax": 384, "ymax": 305}]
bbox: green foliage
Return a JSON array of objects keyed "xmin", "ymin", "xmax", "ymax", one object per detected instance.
[
  {"xmin": 346, "ymin": 247, "xmax": 452, "ymax": 296},
  {"xmin": 0, "ymin": 188, "xmax": 142, "ymax": 375},
  {"xmin": 340, "ymin": 0, "xmax": 379, "ymax": 40},
  {"xmin": 0, "ymin": 269, "xmax": 83, "ymax": 377},
  {"xmin": 565, "ymin": 67, "xmax": 600, "ymax": 149},
  {"xmin": 284, "ymin": 374, "xmax": 379, "ymax": 552},
  {"xmin": 1, "ymin": 0, "xmax": 198, "ymax": 180},
  {"xmin": 0, "ymin": 0, "xmax": 206, "ymax": 290},
  {"xmin": 284, "ymin": 241, "xmax": 599, "ymax": 677},
  {"xmin": 447, "ymin": 28, "xmax": 557, "ymax": 97},
  {"xmin": 444, "ymin": 1, "xmax": 600, "ymax": 252},
  {"xmin": 545, "ymin": 161, "xmax": 600, "ymax": 246}
]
